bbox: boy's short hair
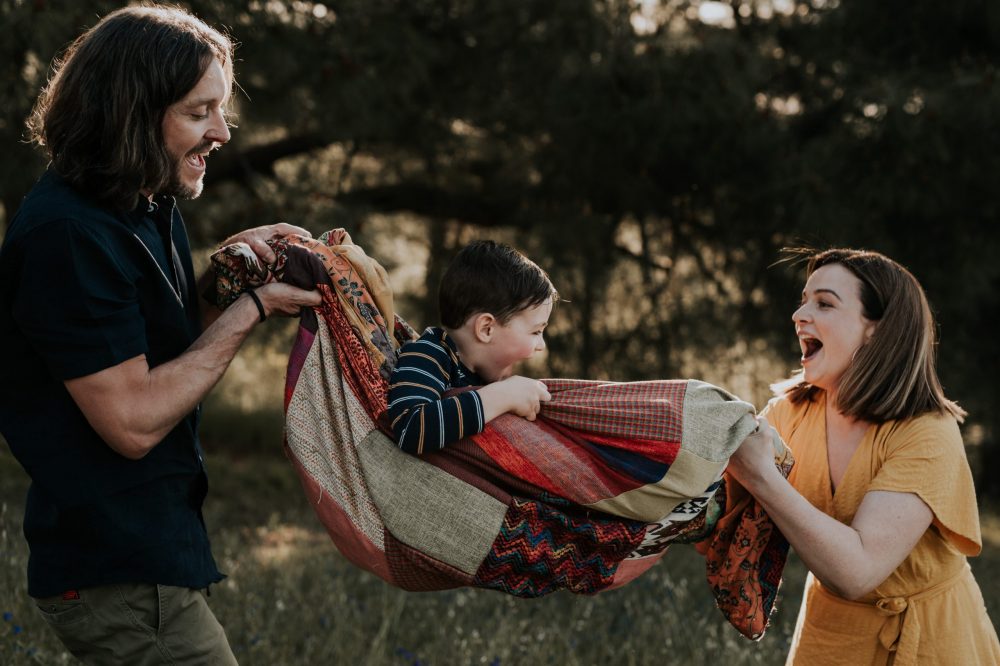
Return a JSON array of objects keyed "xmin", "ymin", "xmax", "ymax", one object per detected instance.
[{"xmin": 439, "ymin": 240, "xmax": 557, "ymax": 329}]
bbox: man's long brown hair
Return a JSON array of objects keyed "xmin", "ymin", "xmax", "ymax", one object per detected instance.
[
  {"xmin": 26, "ymin": 5, "xmax": 234, "ymax": 212},
  {"xmin": 775, "ymin": 248, "xmax": 966, "ymax": 424}
]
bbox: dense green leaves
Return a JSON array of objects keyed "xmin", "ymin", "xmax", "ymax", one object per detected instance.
[{"xmin": 3, "ymin": 0, "xmax": 998, "ymax": 491}]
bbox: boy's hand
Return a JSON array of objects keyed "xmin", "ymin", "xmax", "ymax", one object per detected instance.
[{"xmin": 478, "ymin": 376, "xmax": 552, "ymax": 423}]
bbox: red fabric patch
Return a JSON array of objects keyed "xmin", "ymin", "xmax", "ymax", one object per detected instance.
[
  {"xmin": 384, "ymin": 532, "xmax": 473, "ymax": 591},
  {"xmin": 575, "ymin": 431, "xmax": 682, "ymax": 465},
  {"xmin": 539, "ymin": 419, "xmax": 658, "ymax": 495},
  {"xmin": 472, "ymin": 426, "xmax": 560, "ymax": 495}
]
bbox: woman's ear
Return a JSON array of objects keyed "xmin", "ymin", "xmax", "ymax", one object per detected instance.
[
  {"xmin": 864, "ymin": 320, "xmax": 877, "ymax": 343},
  {"xmin": 473, "ymin": 313, "xmax": 497, "ymax": 343}
]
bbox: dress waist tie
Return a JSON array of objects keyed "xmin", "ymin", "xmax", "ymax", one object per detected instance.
[{"xmin": 814, "ymin": 563, "xmax": 968, "ymax": 666}]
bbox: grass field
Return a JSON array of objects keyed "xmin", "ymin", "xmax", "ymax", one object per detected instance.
[{"xmin": 2, "ymin": 448, "xmax": 997, "ymax": 665}]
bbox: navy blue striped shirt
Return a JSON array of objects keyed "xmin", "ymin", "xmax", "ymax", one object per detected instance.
[{"xmin": 388, "ymin": 327, "xmax": 486, "ymax": 455}]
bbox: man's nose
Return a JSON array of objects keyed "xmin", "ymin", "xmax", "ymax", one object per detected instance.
[{"xmin": 207, "ymin": 110, "xmax": 231, "ymax": 145}]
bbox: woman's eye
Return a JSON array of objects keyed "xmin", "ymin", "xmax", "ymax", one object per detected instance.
[{"xmin": 191, "ymin": 112, "xmax": 208, "ymax": 120}]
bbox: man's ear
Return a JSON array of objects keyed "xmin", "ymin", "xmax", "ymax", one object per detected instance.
[{"xmin": 472, "ymin": 313, "xmax": 497, "ymax": 343}]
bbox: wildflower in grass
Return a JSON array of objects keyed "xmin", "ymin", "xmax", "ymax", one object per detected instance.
[{"xmin": 2, "ymin": 611, "xmax": 11, "ymax": 622}]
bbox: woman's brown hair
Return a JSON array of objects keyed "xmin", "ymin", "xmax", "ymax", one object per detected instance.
[
  {"xmin": 26, "ymin": 5, "xmax": 234, "ymax": 212},
  {"xmin": 775, "ymin": 248, "xmax": 966, "ymax": 423}
]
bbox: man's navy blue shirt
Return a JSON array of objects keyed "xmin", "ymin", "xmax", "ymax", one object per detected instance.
[{"xmin": 0, "ymin": 170, "xmax": 223, "ymax": 597}]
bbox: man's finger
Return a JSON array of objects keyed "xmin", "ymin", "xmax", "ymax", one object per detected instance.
[
  {"xmin": 252, "ymin": 238, "xmax": 277, "ymax": 264},
  {"xmin": 272, "ymin": 222, "xmax": 311, "ymax": 238}
]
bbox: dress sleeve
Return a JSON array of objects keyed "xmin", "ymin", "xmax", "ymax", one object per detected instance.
[
  {"xmin": 868, "ymin": 413, "xmax": 982, "ymax": 556},
  {"xmin": 12, "ymin": 219, "xmax": 146, "ymax": 380},
  {"xmin": 760, "ymin": 395, "xmax": 808, "ymax": 447},
  {"xmin": 760, "ymin": 396, "xmax": 790, "ymax": 433}
]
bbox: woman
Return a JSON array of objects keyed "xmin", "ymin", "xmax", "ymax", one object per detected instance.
[{"xmin": 731, "ymin": 248, "xmax": 1000, "ymax": 665}]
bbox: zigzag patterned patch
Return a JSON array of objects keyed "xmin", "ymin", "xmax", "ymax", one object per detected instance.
[{"xmin": 472, "ymin": 495, "xmax": 646, "ymax": 597}]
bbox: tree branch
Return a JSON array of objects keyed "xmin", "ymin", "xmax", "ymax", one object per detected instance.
[
  {"xmin": 204, "ymin": 133, "xmax": 331, "ymax": 185},
  {"xmin": 334, "ymin": 183, "xmax": 523, "ymax": 227}
]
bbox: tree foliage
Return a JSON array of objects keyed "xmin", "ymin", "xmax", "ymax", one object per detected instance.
[{"xmin": 3, "ymin": 0, "xmax": 999, "ymax": 492}]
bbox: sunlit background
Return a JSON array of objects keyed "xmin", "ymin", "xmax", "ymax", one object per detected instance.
[{"xmin": 2, "ymin": 1, "xmax": 998, "ymax": 663}]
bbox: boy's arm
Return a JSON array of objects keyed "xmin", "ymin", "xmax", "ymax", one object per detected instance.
[
  {"xmin": 387, "ymin": 343, "xmax": 485, "ymax": 455},
  {"xmin": 476, "ymin": 376, "xmax": 551, "ymax": 422}
]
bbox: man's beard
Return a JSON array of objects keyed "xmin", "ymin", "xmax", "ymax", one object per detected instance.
[
  {"xmin": 164, "ymin": 170, "xmax": 203, "ymax": 200},
  {"xmin": 163, "ymin": 144, "xmax": 213, "ymax": 199}
]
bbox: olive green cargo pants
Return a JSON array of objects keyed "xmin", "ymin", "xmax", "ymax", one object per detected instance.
[{"xmin": 33, "ymin": 583, "xmax": 238, "ymax": 664}]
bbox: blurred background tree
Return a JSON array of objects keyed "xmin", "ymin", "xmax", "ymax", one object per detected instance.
[{"xmin": 3, "ymin": 0, "xmax": 998, "ymax": 494}]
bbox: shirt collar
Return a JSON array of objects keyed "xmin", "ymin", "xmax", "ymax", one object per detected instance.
[{"xmin": 126, "ymin": 192, "xmax": 177, "ymax": 225}]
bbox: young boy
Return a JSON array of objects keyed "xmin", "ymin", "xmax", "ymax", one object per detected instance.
[{"xmin": 388, "ymin": 240, "xmax": 557, "ymax": 455}]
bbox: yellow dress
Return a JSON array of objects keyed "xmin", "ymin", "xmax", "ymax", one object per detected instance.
[{"xmin": 763, "ymin": 394, "xmax": 1000, "ymax": 666}]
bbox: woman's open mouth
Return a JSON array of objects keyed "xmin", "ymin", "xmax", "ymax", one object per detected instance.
[{"xmin": 800, "ymin": 336, "xmax": 823, "ymax": 362}]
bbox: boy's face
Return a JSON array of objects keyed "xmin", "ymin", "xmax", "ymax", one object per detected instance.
[{"xmin": 479, "ymin": 298, "xmax": 553, "ymax": 382}]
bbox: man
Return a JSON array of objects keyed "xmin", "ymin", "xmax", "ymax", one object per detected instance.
[{"xmin": 0, "ymin": 5, "xmax": 321, "ymax": 663}]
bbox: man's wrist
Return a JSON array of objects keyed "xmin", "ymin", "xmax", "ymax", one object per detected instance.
[{"xmin": 246, "ymin": 289, "xmax": 267, "ymax": 323}]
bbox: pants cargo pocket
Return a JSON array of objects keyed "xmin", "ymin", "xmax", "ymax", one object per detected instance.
[{"xmin": 116, "ymin": 583, "xmax": 161, "ymax": 636}]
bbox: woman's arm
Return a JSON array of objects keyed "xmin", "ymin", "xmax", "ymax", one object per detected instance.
[{"xmin": 728, "ymin": 420, "xmax": 933, "ymax": 600}]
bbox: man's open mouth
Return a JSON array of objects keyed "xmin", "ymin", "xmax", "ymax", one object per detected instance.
[{"xmin": 185, "ymin": 153, "xmax": 206, "ymax": 169}]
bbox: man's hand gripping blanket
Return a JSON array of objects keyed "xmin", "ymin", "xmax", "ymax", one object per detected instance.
[{"xmin": 209, "ymin": 228, "xmax": 795, "ymax": 640}]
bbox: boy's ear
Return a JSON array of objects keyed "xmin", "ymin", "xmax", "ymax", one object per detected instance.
[{"xmin": 472, "ymin": 313, "xmax": 497, "ymax": 343}]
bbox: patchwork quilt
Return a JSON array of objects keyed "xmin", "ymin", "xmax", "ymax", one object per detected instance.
[{"xmin": 209, "ymin": 228, "xmax": 793, "ymax": 640}]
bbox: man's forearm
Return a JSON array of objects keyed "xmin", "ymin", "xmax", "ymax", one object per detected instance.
[
  {"xmin": 65, "ymin": 293, "xmax": 262, "ymax": 459},
  {"xmin": 149, "ymin": 292, "xmax": 262, "ymax": 420}
]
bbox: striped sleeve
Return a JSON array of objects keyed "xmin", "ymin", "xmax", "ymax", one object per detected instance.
[{"xmin": 387, "ymin": 337, "xmax": 485, "ymax": 455}]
